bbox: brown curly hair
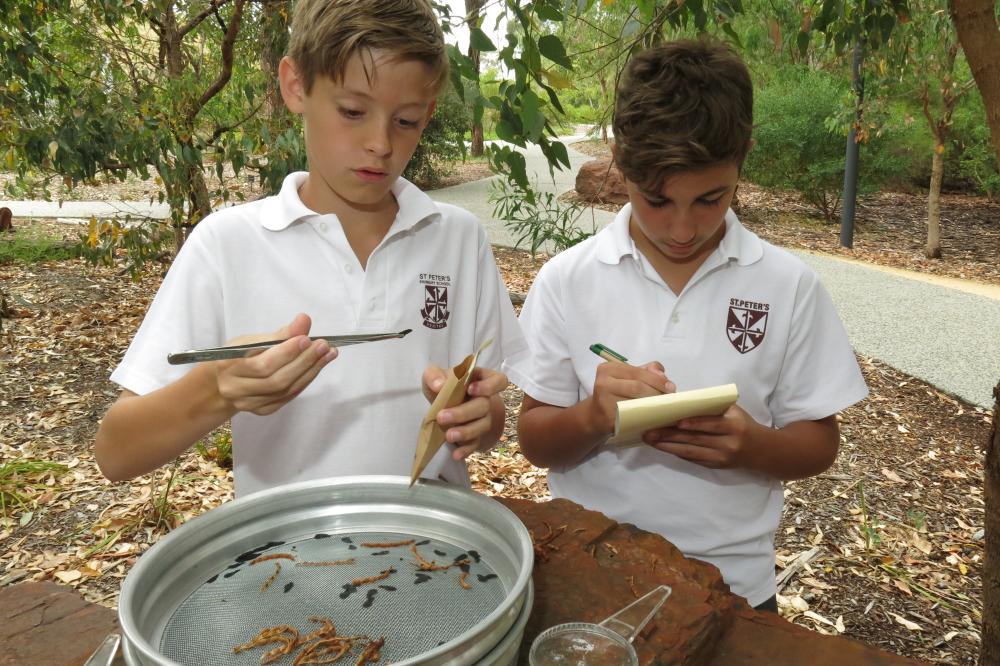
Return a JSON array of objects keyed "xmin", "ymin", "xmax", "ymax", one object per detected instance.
[
  {"xmin": 287, "ymin": 0, "xmax": 448, "ymax": 95},
  {"xmin": 612, "ymin": 39, "xmax": 753, "ymax": 195}
]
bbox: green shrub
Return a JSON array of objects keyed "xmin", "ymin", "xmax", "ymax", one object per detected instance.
[
  {"xmin": 950, "ymin": 95, "xmax": 1000, "ymax": 199},
  {"xmin": 0, "ymin": 227, "xmax": 80, "ymax": 264},
  {"xmin": 489, "ymin": 178, "xmax": 594, "ymax": 255},
  {"xmin": 744, "ymin": 66, "xmax": 910, "ymax": 220}
]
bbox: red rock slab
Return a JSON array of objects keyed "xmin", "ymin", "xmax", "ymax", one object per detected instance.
[
  {"xmin": 500, "ymin": 497, "xmax": 930, "ymax": 666},
  {"xmin": 0, "ymin": 581, "xmax": 121, "ymax": 666}
]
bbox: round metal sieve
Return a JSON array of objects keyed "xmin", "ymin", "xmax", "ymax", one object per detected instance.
[
  {"xmin": 118, "ymin": 476, "xmax": 534, "ymax": 665},
  {"xmin": 120, "ymin": 581, "xmax": 534, "ymax": 666}
]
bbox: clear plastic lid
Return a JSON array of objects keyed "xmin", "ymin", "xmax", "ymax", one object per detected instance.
[
  {"xmin": 528, "ymin": 584, "xmax": 672, "ymax": 666},
  {"xmin": 528, "ymin": 623, "xmax": 637, "ymax": 666}
]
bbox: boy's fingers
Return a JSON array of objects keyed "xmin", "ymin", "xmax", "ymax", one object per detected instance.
[
  {"xmin": 273, "ymin": 312, "xmax": 312, "ymax": 339},
  {"xmin": 639, "ymin": 360, "xmax": 666, "ymax": 375},
  {"xmin": 260, "ymin": 340, "xmax": 333, "ymax": 394},
  {"xmin": 423, "ymin": 366, "xmax": 447, "ymax": 392},
  {"xmin": 449, "ymin": 440, "xmax": 481, "ymax": 460},
  {"xmin": 237, "ymin": 336, "xmax": 319, "ymax": 379},
  {"xmin": 236, "ymin": 338, "xmax": 330, "ymax": 392},
  {"xmin": 637, "ymin": 367, "xmax": 672, "ymax": 393},
  {"xmin": 243, "ymin": 348, "xmax": 336, "ymax": 414},
  {"xmin": 438, "ymin": 395, "xmax": 490, "ymax": 427},
  {"xmin": 468, "ymin": 369, "xmax": 508, "ymax": 397}
]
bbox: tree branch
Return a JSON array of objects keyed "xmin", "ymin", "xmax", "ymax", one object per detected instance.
[
  {"xmin": 179, "ymin": 0, "xmax": 235, "ymax": 38},
  {"xmin": 191, "ymin": 0, "xmax": 247, "ymax": 120}
]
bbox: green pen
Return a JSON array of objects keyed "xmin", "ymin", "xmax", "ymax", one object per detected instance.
[{"xmin": 589, "ymin": 343, "xmax": 629, "ymax": 364}]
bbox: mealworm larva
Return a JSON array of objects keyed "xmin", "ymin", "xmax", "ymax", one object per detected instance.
[
  {"xmin": 458, "ymin": 571, "xmax": 471, "ymax": 590},
  {"xmin": 351, "ymin": 568, "xmax": 396, "ymax": 587},
  {"xmin": 260, "ymin": 562, "xmax": 282, "ymax": 592},
  {"xmin": 296, "ymin": 558, "xmax": 356, "ymax": 567},
  {"xmin": 360, "ymin": 539, "xmax": 415, "ymax": 548},
  {"xmin": 250, "ymin": 553, "xmax": 296, "ymax": 565}
]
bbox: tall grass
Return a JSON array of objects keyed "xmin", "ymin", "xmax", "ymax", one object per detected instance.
[{"xmin": 0, "ymin": 459, "xmax": 69, "ymax": 518}]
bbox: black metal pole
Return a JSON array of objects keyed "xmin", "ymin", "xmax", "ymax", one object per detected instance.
[{"xmin": 840, "ymin": 42, "xmax": 865, "ymax": 249}]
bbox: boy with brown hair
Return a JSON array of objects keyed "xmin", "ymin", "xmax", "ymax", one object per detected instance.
[
  {"xmin": 96, "ymin": 0, "xmax": 526, "ymax": 497},
  {"xmin": 503, "ymin": 39, "xmax": 867, "ymax": 611}
]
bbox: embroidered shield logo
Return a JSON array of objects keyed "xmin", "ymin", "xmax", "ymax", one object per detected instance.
[
  {"xmin": 726, "ymin": 302, "xmax": 768, "ymax": 353},
  {"xmin": 421, "ymin": 285, "xmax": 450, "ymax": 330}
]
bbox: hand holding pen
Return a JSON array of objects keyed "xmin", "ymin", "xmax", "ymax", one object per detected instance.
[{"xmin": 586, "ymin": 343, "xmax": 676, "ymax": 435}]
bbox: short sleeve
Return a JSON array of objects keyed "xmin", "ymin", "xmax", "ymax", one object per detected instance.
[
  {"xmin": 769, "ymin": 270, "xmax": 868, "ymax": 427},
  {"xmin": 502, "ymin": 261, "xmax": 581, "ymax": 407}
]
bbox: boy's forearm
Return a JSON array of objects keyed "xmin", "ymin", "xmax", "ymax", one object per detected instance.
[
  {"xmin": 517, "ymin": 397, "xmax": 607, "ymax": 468},
  {"xmin": 743, "ymin": 416, "xmax": 840, "ymax": 481},
  {"xmin": 95, "ymin": 365, "xmax": 237, "ymax": 481}
]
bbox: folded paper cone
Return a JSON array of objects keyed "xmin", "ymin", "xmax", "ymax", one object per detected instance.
[
  {"xmin": 608, "ymin": 383, "xmax": 739, "ymax": 448},
  {"xmin": 410, "ymin": 339, "xmax": 494, "ymax": 485}
]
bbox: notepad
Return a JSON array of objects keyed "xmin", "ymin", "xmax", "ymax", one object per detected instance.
[{"xmin": 607, "ymin": 383, "xmax": 739, "ymax": 448}]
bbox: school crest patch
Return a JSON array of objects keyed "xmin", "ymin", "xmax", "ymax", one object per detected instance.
[
  {"xmin": 726, "ymin": 298, "xmax": 769, "ymax": 354},
  {"xmin": 419, "ymin": 272, "xmax": 452, "ymax": 330}
]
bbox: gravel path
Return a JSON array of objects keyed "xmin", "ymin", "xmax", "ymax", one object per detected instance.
[{"xmin": 794, "ymin": 251, "xmax": 999, "ymax": 408}]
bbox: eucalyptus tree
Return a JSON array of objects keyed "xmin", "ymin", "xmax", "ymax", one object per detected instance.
[
  {"xmin": 0, "ymin": 0, "xmax": 287, "ymax": 252},
  {"xmin": 885, "ymin": 0, "xmax": 976, "ymax": 258},
  {"xmin": 949, "ymin": 0, "xmax": 1000, "ymax": 170}
]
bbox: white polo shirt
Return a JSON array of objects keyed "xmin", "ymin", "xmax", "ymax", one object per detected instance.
[
  {"xmin": 112, "ymin": 172, "xmax": 527, "ymax": 497},
  {"xmin": 503, "ymin": 204, "xmax": 867, "ymax": 606}
]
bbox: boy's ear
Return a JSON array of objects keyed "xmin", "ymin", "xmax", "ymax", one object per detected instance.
[
  {"xmin": 279, "ymin": 56, "xmax": 306, "ymax": 114},
  {"xmin": 424, "ymin": 100, "xmax": 437, "ymax": 124}
]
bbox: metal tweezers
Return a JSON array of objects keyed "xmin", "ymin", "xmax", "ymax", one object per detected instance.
[{"xmin": 167, "ymin": 329, "xmax": 412, "ymax": 365}]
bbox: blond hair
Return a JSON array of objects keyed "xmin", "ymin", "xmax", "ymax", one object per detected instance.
[
  {"xmin": 287, "ymin": 0, "xmax": 448, "ymax": 94},
  {"xmin": 613, "ymin": 39, "xmax": 753, "ymax": 194}
]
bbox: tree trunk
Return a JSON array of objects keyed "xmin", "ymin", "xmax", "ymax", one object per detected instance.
[
  {"xmin": 985, "ymin": 380, "xmax": 1000, "ymax": 665},
  {"xmin": 260, "ymin": 0, "xmax": 290, "ymax": 118},
  {"xmin": 466, "ymin": 0, "xmax": 486, "ymax": 157},
  {"xmin": 950, "ymin": 0, "xmax": 1000, "ymax": 168},
  {"xmin": 925, "ymin": 144, "xmax": 944, "ymax": 259}
]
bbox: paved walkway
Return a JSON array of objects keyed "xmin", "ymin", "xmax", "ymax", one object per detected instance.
[{"xmin": 2, "ymin": 137, "xmax": 997, "ymax": 408}]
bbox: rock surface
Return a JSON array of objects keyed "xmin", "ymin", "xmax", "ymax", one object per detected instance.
[
  {"xmin": 500, "ymin": 497, "xmax": 929, "ymax": 666},
  {"xmin": 575, "ymin": 157, "xmax": 629, "ymax": 205},
  {"xmin": 0, "ymin": 580, "xmax": 121, "ymax": 665}
]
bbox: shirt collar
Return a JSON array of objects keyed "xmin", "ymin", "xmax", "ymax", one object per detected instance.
[
  {"xmin": 594, "ymin": 203, "xmax": 762, "ymax": 267},
  {"xmin": 259, "ymin": 172, "xmax": 441, "ymax": 233},
  {"xmin": 595, "ymin": 203, "xmax": 638, "ymax": 265}
]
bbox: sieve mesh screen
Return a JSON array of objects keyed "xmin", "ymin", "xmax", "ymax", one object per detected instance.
[{"xmin": 159, "ymin": 532, "xmax": 506, "ymax": 664}]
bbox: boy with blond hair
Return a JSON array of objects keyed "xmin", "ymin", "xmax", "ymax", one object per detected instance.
[
  {"xmin": 504, "ymin": 39, "xmax": 867, "ymax": 611},
  {"xmin": 96, "ymin": 0, "xmax": 525, "ymax": 497}
]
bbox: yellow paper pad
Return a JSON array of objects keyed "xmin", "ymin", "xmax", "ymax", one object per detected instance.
[
  {"xmin": 410, "ymin": 339, "xmax": 494, "ymax": 485},
  {"xmin": 607, "ymin": 383, "xmax": 739, "ymax": 448}
]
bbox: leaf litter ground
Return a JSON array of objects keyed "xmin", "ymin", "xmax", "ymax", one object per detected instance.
[{"xmin": 0, "ymin": 166, "xmax": 993, "ymax": 665}]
